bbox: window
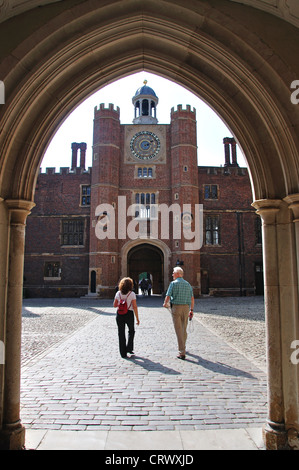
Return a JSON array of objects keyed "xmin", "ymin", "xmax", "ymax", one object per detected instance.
[
  {"xmin": 44, "ymin": 262, "xmax": 61, "ymax": 279},
  {"xmin": 134, "ymin": 192, "xmax": 156, "ymax": 219},
  {"xmin": 204, "ymin": 184, "xmax": 218, "ymax": 200},
  {"xmin": 205, "ymin": 215, "xmax": 220, "ymax": 245},
  {"xmin": 62, "ymin": 219, "xmax": 84, "ymax": 245},
  {"xmin": 137, "ymin": 167, "xmax": 153, "ymax": 178},
  {"xmin": 81, "ymin": 185, "xmax": 91, "ymax": 206}
]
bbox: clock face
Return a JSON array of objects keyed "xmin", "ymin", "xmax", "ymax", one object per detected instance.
[{"xmin": 130, "ymin": 131, "xmax": 161, "ymax": 160}]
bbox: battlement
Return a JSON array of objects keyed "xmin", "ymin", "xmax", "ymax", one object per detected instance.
[
  {"xmin": 94, "ymin": 103, "xmax": 120, "ymax": 116},
  {"xmin": 198, "ymin": 165, "xmax": 247, "ymax": 176},
  {"xmin": 171, "ymin": 104, "xmax": 196, "ymax": 117},
  {"xmin": 39, "ymin": 166, "xmax": 92, "ymax": 175}
]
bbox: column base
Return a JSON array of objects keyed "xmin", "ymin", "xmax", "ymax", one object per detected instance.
[
  {"xmin": 287, "ymin": 428, "xmax": 299, "ymax": 450},
  {"xmin": 263, "ymin": 420, "xmax": 288, "ymax": 450},
  {"xmin": 0, "ymin": 423, "xmax": 25, "ymax": 450}
]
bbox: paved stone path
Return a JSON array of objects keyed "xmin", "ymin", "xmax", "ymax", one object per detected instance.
[
  {"xmin": 195, "ymin": 296, "xmax": 266, "ymax": 372},
  {"xmin": 21, "ymin": 296, "xmax": 267, "ymax": 432}
]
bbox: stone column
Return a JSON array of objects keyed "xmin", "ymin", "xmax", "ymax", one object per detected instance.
[
  {"xmin": 283, "ymin": 194, "xmax": 299, "ymax": 449},
  {"xmin": 252, "ymin": 199, "xmax": 290, "ymax": 449},
  {"xmin": 0, "ymin": 198, "xmax": 9, "ymax": 445},
  {"xmin": 0, "ymin": 199, "xmax": 35, "ymax": 450}
]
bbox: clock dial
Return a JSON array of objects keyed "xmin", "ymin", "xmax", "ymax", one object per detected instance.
[{"xmin": 130, "ymin": 131, "xmax": 161, "ymax": 160}]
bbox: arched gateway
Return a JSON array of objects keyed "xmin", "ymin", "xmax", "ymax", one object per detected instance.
[
  {"xmin": 128, "ymin": 244, "xmax": 164, "ymax": 294},
  {"xmin": 122, "ymin": 239, "xmax": 171, "ymax": 295},
  {"xmin": 0, "ymin": 0, "xmax": 299, "ymax": 450}
]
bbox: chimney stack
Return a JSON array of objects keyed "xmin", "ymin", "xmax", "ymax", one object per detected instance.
[
  {"xmin": 79, "ymin": 143, "xmax": 87, "ymax": 169},
  {"xmin": 71, "ymin": 142, "xmax": 87, "ymax": 170},
  {"xmin": 71, "ymin": 143, "xmax": 78, "ymax": 170},
  {"xmin": 223, "ymin": 137, "xmax": 238, "ymax": 167}
]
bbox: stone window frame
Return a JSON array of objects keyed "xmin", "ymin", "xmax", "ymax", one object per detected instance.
[
  {"xmin": 204, "ymin": 184, "xmax": 219, "ymax": 200},
  {"xmin": 204, "ymin": 214, "xmax": 221, "ymax": 246},
  {"xmin": 133, "ymin": 191, "xmax": 159, "ymax": 220},
  {"xmin": 80, "ymin": 184, "xmax": 91, "ymax": 206},
  {"xmin": 61, "ymin": 217, "xmax": 85, "ymax": 246},
  {"xmin": 135, "ymin": 166, "xmax": 156, "ymax": 179},
  {"xmin": 43, "ymin": 261, "xmax": 61, "ymax": 280}
]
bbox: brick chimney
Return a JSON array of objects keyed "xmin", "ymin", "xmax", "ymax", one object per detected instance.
[
  {"xmin": 79, "ymin": 143, "xmax": 87, "ymax": 169},
  {"xmin": 223, "ymin": 137, "xmax": 238, "ymax": 167},
  {"xmin": 71, "ymin": 142, "xmax": 87, "ymax": 170},
  {"xmin": 71, "ymin": 142, "xmax": 78, "ymax": 170}
]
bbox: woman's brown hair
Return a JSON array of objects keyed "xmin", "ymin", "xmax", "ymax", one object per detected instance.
[{"xmin": 119, "ymin": 277, "xmax": 133, "ymax": 295}]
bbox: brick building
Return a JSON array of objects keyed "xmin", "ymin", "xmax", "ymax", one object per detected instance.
[{"xmin": 24, "ymin": 83, "xmax": 263, "ymax": 298}]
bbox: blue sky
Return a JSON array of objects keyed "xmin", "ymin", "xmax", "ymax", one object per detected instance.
[{"xmin": 41, "ymin": 71, "xmax": 246, "ymax": 171}]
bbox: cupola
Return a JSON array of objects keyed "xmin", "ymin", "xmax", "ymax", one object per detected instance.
[{"xmin": 132, "ymin": 80, "xmax": 159, "ymax": 124}]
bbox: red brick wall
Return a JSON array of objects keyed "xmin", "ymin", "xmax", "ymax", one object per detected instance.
[
  {"xmin": 24, "ymin": 104, "xmax": 262, "ymax": 298},
  {"xmin": 24, "ymin": 168, "xmax": 91, "ymax": 297},
  {"xmin": 199, "ymin": 166, "xmax": 262, "ymax": 295}
]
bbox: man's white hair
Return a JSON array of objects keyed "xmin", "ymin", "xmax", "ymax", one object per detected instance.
[{"xmin": 173, "ymin": 266, "xmax": 184, "ymax": 276}]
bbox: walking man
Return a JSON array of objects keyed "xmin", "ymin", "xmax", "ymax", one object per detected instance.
[{"xmin": 163, "ymin": 267, "xmax": 194, "ymax": 360}]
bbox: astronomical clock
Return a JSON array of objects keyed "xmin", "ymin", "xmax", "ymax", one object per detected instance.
[{"xmin": 124, "ymin": 125, "xmax": 166, "ymax": 164}]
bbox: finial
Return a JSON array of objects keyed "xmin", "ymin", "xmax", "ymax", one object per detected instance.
[{"xmin": 143, "ymin": 80, "xmax": 148, "ymax": 85}]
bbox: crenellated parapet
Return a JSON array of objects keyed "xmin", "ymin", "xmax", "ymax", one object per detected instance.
[{"xmin": 170, "ymin": 104, "xmax": 196, "ymax": 119}]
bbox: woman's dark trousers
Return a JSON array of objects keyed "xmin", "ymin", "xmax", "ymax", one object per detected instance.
[{"xmin": 116, "ymin": 310, "xmax": 135, "ymax": 358}]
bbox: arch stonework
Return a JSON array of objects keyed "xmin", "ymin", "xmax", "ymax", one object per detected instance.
[
  {"xmin": 121, "ymin": 238, "xmax": 171, "ymax": 290},
  {"xmin": 0, "ymin": 0, "xmax": 299, "ymax": 449}
]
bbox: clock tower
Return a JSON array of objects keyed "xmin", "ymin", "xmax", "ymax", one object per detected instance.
[{"xmin": 89, "ymin": 82, "xmax": 200, "ymax": 297}]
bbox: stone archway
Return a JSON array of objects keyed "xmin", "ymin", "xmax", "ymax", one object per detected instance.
[
  {"xmin": 121, "ymin": 238, "xmax": 171, "ymax": 293},
  {"xmin": 1, "ymin": 0, "xmax": 299, "ymax": 449},
  {"xmin": 128, "ymin": 243, "xmax": 164, "ymax": 295}
]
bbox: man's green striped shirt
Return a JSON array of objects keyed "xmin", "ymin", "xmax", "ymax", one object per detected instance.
[{"xmin": 166, "ymin": 277, "xmax": 193, "ymax": 305}]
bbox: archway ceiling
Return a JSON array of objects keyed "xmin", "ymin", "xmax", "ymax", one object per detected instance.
[
  {"xmin": 1, "ymin": 0, "xmax": 299, "ymax": 28},
  {"xmin": 1, "ymin": 0, "xmax": 299, "ymax": 203}
]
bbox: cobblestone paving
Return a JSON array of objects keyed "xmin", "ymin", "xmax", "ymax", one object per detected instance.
[
  {"xmin": 195, "ymin": 296, "xmax": 266, "ymax": 372},
  {"xmin": 22, "ymin": 300, "xmax": 99, "ymax": 367},
  {"xmin": 21, "ymin": 296, "xmax": 267, "ymax": 431}
]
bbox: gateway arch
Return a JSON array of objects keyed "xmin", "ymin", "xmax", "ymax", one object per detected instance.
[{"xmin": 0, "ymin": 0, "xmax": 299, "ymax": 450}]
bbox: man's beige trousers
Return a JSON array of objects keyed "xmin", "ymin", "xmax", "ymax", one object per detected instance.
[{"xmin": 171, "ymin": 304, "xmax": 189, "ymax": 355}]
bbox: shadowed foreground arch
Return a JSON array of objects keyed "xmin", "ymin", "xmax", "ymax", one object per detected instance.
[{"xmin": 0, "ymin": 0, "xmax": 299, "ymax": 449}]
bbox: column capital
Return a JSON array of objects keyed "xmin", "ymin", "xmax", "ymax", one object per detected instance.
[
  {"xmin": 283, "ymin": 193, "xmax": 299, "ymax": 221},
  {"xmin": 5, "ymin": 199, "xmax": 35, "ymax": 224},
  {"xmin": 252, "ymin": 199, "xmax": 284, "ymax": 224}
]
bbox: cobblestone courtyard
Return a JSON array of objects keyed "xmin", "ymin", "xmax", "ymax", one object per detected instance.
[{"xmin": 21, "ymin": 296, "xmax": 267, "ymax": 432}]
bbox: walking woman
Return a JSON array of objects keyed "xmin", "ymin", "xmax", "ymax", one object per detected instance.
[{"xmin": 113, "ymin": 277, "xmax": 140, "ymax": 358}]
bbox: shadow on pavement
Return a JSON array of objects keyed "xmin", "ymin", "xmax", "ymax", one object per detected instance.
[
  {"xmin": 186, "ymin": 352, "xmax": 256, "ymax": 379},
  {"xmin": 130, "ymin": 355, "xmax": 181, "ymax": 375}
]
